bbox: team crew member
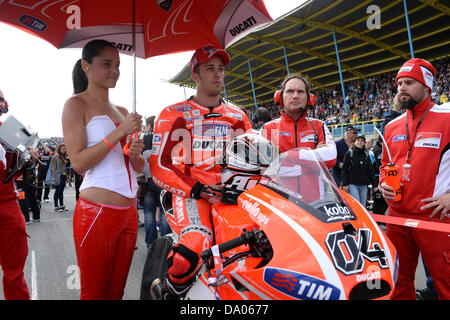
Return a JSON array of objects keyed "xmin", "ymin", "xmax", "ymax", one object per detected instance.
[
  {"xmin": 62, "ymin": 40, "xmax": 145, "ymax": 300},
  {"xmin": 0, "ymin": 89, "xmax": 33, "ymax": 300},
  {"xmin": 379, "ymin": 58, "xmax": 450, "ymax": 300},
  {"xmin": 150, "ymin": 45, "xmax": 252, "ymax": 296},
  {"xmin": 262, "ymin": 74, "xmax": 336, "ymax": 169}
]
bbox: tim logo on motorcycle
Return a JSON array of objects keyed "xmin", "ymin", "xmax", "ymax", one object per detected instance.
[{"xmin": 264, "ymin": 267, "xmax": 341, "ymax": 300}]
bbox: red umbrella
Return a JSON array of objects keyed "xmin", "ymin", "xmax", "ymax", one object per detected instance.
[
  {"xmin": 1, "ymin": 0, "xmax": 272, "ymax": 152},
  {"xmin": 0, "ymin": 0, "xmax": 272, "ymax": 59}
]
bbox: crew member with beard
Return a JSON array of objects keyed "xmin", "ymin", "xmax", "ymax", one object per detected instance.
[{"xmin": 379, "ymin": 58, "xmax": 450, "ymax": 300}]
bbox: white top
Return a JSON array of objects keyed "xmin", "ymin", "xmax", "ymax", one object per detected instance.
[{"xmin": 79, "ymin": 115, "xmax": 138, "ymax": 199}]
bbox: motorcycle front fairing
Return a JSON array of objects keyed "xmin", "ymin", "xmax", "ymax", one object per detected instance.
[{"xmin": 206, "ymin": 148, "xmax": 398, "ymax": 300}]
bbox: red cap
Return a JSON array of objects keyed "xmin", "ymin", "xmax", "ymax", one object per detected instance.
[
  {"xmin": 190, "ymin": 45, "xmax": 230, "ymax": 73},
  {"xmin": 395, "ymin": 58, "xmax": 436, "ymax": 92}
]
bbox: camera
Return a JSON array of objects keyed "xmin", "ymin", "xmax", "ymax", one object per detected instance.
[{"xmin": 0, "ymin": 115, "xmax": 41, "ymax": 183}]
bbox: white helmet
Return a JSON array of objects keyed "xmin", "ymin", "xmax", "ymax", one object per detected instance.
[
  {"xmin": 223, "ymin": 132, "xmax": 278, "ymax": 174},
  {"xmin": 221, "ymin": 133, "xmax": 278, "ymax": 204}
]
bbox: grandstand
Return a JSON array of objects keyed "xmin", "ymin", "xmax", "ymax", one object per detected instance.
[{"xmin": 169, "ymin": 0, "xmax": 449, "ymax": 137}]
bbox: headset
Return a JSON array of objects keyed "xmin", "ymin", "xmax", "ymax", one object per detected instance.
[
  {"xmin": 273, "ymin": 75, "xmax": 319, "ymax": 146},
  {"xmin": 273, "ymin": 89, "xmax": 315, "ymax": 109},
  {"xmin": 274, "ymin": 74, "xmax": 315, "ymax": 109}
]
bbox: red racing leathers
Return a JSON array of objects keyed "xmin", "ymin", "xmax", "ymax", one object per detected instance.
[
  {"xmin": 380, "ymin": 98, "xmax": 450, "ymax": 299},
  {"xmin": 149, "ymin": 99, "xmax": 251, "ymax": 285},
  {"xmin": 0, "ymin": 142, "xmax": 30, "ymax": 300},
  {"xmin": 262, "ymin": 111, "xmax": 336, "ymax": 168}
]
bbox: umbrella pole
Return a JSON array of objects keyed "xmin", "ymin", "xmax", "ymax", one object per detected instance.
[
  {"xmin": 132, "ymin": 0, "xmax": 137, "ymax": 114},
  {"xmin": 122, "ymin": 0, "xmax": 138, "ymax": 155}
]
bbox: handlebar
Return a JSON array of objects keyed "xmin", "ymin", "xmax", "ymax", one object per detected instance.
[{"xmin": 200, "ymin": 229, "xmax": 256, "ymax": 261}]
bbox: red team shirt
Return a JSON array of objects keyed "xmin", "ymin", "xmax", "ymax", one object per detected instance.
[{"xmin": 380, "ymin": 97, "xmax": 450, "ymax": 217}]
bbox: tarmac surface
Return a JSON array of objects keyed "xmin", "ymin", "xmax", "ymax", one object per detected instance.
[{"xmin": 1, "ymin": 186, "xmax": 426, "ymax": 300}]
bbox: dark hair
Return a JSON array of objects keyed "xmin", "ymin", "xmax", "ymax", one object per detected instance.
[
  {"xmin": 254, "ymin": 107, "xmax": 271, "ymax": 123},
  {"xmin": 72, "ymin": 39, "xmax": 117, "ymax": 94},
  {"xmin": 146, "ymin": 116, "xmax": 156, "ymax": 127},
  {"xmin": 280, "ymin": 73, "xmax": 310, "ymax": 106}
]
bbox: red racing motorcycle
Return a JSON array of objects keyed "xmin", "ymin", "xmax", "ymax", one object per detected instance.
[{"xmin": 142, "ymin": 134, "xmax": 398, "ymax": 300}]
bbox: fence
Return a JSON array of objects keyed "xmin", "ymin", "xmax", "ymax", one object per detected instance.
[{"xmin": 328, "ymin": 119, "xmax": 385, "ymax": 139}]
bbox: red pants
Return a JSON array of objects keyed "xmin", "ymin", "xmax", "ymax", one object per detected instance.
[
  {"xmin": 0, "ymin": 200, "xmax": 30, "ymax": 300},
  {"xmin": 167, "ymin": 196, "xmax": 214, "ymax": 284},
  {"xmin": 386, "ymin": 212, "xmax": 450, "ymax": 300},
  {"xmin": 73, "ymin": 197, "xmax": 138, "ymax": 300}
]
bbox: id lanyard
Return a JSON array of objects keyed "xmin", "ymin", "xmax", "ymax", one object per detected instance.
[{"xmin": 403, "ymin": 104, "xmax": 432, "ymax": 181}]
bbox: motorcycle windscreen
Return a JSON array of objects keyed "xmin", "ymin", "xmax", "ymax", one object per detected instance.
[{"xmin": 263, "ymin": 148, "xmax": 356, "ymax": 223}]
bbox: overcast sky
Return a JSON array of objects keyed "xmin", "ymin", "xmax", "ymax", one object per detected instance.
[{"xmin": 0, "ymin": 0, "xmax": 304, "ymax": 138}]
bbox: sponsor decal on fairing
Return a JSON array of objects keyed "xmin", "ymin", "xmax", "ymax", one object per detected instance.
[
  {"xmin": 264, "ymin": 267, "xmax": 341, "ymax": 300},
  {"xmin": 317, "ymin": 203, "xmax": 356, "ymax": 223},
  {"xmin": 241, "ymin": 199, "xmax": 269, "ymax": 225},
  {"xmin": 325, "ymin": 228, "xmax": 388, "ymax": 276}
]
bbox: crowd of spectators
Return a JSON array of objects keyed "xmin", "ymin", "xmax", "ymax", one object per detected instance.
[{"xmin": 245, "ymin": 58, "xmax": 448, "ymax": 127}]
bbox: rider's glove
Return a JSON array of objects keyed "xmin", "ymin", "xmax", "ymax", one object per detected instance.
[
  {"xmin": 201, "ymin": 185, "xmax": 223, "ymax": 198},
  {"xmin": 190, "ymin": 182, "xmax": 223, "ymax": 201}
]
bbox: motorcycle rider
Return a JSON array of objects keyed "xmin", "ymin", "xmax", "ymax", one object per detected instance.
[
  {"xmin": 262, "ymin": 74, "xmax": 336, "ymax": 169},
  {"xmin": 150, "ymin": 45, "xmax": 252, "ymax": 296}
]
